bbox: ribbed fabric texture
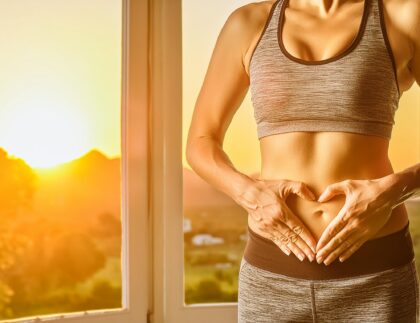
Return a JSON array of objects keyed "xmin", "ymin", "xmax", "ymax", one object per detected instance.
[
  {"xmin": 238, "ymin": 257, "xmax": 419, "ymax": 322},
  {"xmin": 249, "ymin": 0, "xmax": 400, "ymax": 140}
]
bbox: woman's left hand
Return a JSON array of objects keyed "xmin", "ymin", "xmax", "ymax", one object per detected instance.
[{"xmin": 315, "ymin": 174, "xmax": 403, "ymax": 266}]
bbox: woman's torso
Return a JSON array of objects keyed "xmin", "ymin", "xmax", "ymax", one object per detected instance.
[
  {"xmin": 251, "ymin": 132, "xmax": 408, "ymax": 241},
  {"xmin": 244, "ymin": 0, "xmax": 416, "ymax": 242}
]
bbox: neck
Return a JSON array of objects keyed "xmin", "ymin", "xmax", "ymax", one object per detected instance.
[{"xmin": 291, "ymin": 0, "xmax": 363, "ymax": 16}]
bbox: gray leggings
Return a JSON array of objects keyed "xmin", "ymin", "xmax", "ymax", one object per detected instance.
[{"xmin": 238, "ymin": 256, "xmax": 420, "ymax": 323}]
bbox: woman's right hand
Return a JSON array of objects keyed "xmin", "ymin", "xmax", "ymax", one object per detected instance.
[{"xmin": 235, "ymin": 178, "xmax": 317, "ymax": 262}]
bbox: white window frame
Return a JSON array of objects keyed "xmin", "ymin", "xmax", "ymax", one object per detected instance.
[
  {"xmin": 6, "ymin": 0, "xmax": 417, "ymax": 322},
  {"xmin": 150, "ymin": 1, "xmax": 420, "ymax": 321},
  {"xmin": 4, "ymin": 0, "xmax": 151, "ymax": 322},
  {"xmin": 149, "ymin": 0, "xmax": 420, "ymax": 320},
  {"xmin": 149, "ymin": 0, "xmax": 238, "ymax": 322}
]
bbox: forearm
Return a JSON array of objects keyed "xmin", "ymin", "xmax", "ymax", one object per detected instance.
[
  {"xmin": 186, "ymin": 136, "xmax": 259, "ymax": 206},
  {"xmin": 384, "ymin": 162, "xmax": 420, "ymax": 207},
  {"xmin": 396, "ymin": 162, "xmax": 420, "ymax": 199}
]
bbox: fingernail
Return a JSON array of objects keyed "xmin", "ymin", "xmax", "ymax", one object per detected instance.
[
  {"xmin": 285, "ymin": 249, "xmax": 291, "ymax": 256},
  {"xmin": 298, "ymin": 254, "xmax": 304, "ymax": 261},
  {"xmin": 308, "ymin": 254, "xmax": 314, "ymax": 262},
  {"xmin": 316, "ymin": 256, "xmax": 323, "ymax": 264},
  {"xmin": 323, "ymin": 259, "xmax": 330, "ymax": 266}
]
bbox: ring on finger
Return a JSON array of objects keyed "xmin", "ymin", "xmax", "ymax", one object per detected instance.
[
  {"xmin": 292, "ymin": 225, "xmax": 303, "ymax": 235},
  {"xmin": 280, "ymin": 235, "xmax": 290, "ymax": 244},
  {"xmin": 289, "ymin": 234, "xmax": 298, "ymax": 243},
  {"xmin": 286, "ymin": 230, "xmax": 298, "ymax": 243},
  {"xmin": 271, "ymin": 235, "xmax": 280, "ymax": 243}
]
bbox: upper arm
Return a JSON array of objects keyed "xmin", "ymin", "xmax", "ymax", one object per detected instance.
[
  {"xmin": 407, "ymin": 0, "xmax": 420, "ymax": 86},
  {"xmin": 186, "ymin": 4, "xmax": 256, "ymax": 149}
]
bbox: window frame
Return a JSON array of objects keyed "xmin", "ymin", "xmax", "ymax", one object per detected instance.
[
  {"xmin": 150, "ymin": 0, "xmax": 420, "ymax": 321},
  {"xmin": 4, "ymin": 0, "xmax": 151, "ymax": 322},
  {"xmin": 149, "ymin": 0, "xmax": 239, "ymax": 322}
]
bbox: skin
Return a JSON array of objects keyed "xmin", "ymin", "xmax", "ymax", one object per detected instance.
[{"xmin": 186, "ymin": 0, "xmax": 420, "ymax": 266}]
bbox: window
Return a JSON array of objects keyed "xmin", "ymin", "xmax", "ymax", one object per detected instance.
[
  {"xmin": 0, "ymin": 0, "xmax": 149, "ymax": 322},
  {"xmin": 391, "ymin": 88, "xmax": 420, "ymax": 272},
  {"xmin": 1, "ymin": 0, "xmax": 418, "ymax": 322},
  {"xmin": 174, "ymin": 0, "xmax": 420, "ymax": 322},
  {"xmin": 182, "ymin": 0, "xmax": 259, "ymax": 306}
]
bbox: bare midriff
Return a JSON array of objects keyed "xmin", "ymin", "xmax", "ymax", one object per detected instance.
[{"xmin": 248, "ymin": 131, "xmax": 409, "ymax": 243}]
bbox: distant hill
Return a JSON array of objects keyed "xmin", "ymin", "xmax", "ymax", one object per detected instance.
[{"xmin": 31, "ymin": 149, "xmax": 121, "ymax": 230}]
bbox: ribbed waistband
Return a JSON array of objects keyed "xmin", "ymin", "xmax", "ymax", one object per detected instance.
[{"xmin": 243, "ymin": 221, "xmax": 415, "ymax": 280}]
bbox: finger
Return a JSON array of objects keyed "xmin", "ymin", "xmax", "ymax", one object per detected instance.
[
  {"xmin": 316, "ymin": 203, "xmax": 350, "ymax": 252},
  {"xmin": 256, "ymin": 222, "xmax": 292, "ymax": 257},
  {"xmin": 277, "ymin": 180, "xmax": 292, "ymax": 199},
  {"xmin": 290, "ymin": 182, "xmax": 316, "ymax": 201},
  {"xmin": 338, "ymin": 237, "xmax": 368, "ymax": 263},
  {"xmin": 278, "ymin": 222, "xmax": 315, "ymax": 261},
  {"xmin": 316, "ymin": 220, "xmax": 358, "ymax": 261},
  {"xmin": 270, "ymin": 234, "xmax": 291, "ymax": 256},
  {"xmin": 274, "ymin": 223, "xmax": 309, "ymax": 261},
  {"xmin": 277, "ymin": 204, "xmax": 317, "ymax": 255},
  {"xmin": 322, "ymin": 233, "xmax": 360, "ymax": 266},
  {"xmin": 317, "ymin": 181, "xmax": 348, "ymax": 203},
  {"xmin": 268, "ymin": 222, "xmax": 307, "ymax": 261}
]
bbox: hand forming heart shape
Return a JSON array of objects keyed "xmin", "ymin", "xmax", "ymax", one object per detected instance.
[
  {"xmin": 314, "ymin": 174, "xmax": 404, "ymax": 265},
  {"xmin": 237, "ymin": 173, "xmax": 404, "ymax": 265}
]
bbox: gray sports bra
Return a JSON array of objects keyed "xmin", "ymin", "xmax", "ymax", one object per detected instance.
[{"xmin": 249, "ymin": 0, "xmax": 400, "ymax": 140}]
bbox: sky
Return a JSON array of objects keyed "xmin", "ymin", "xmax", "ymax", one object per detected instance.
[
  {"xmin": 182, "ymin": 0, "xmax": 420, "ymax": 174},
  {"xmin": 0, "ymin": 0, "xmax": 122, "ymax": 168},
  {"xmin": 0, "ymin": 0, "xmax": 418, "ymax": 172}
]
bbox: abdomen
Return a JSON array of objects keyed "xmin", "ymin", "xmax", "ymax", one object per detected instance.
[{"xmin": 248, "ymin": 131, "xmax": 409, "ymax": 242}]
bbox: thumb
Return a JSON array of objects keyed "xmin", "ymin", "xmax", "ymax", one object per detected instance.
[
  {"xmin": 318, "ymin": 182, "xmax": 345, "ymax": 202},
  {"xmin": 277, "ymin": 181, "xmax": 292, "ymax": 199},
  {"xmin": 294, "ymin": 183, "xmax": 317, "ymax": 201},
  {"xmin": 279, "ymin": 181, "xmax": 316, "ymax": 201}
]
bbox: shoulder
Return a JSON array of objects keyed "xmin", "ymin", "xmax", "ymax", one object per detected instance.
[
  {"xmin": 220, "ymin": 1, "xmax": 277, "ymax": 71},
  {"xmin": 386, "ymin": 0, "xmax": 419, "ymax": 25},
  {"xmin": 381, "ymin": 0, "xmax": 419, "ymax": 85},
  {"xmin": 226, "ymin": 0, "xmax": 277, "ymax": 26},
  {"xmin": 384, "ymin": 0, "xmax": 420, "ymax": 84},
  {"xmin": 219, "ymin": 1, "xmax": 277, "ymax": 55},
  {"xmin": 383, "ymin": 0, "xmax": 419, "ymax": 52}
]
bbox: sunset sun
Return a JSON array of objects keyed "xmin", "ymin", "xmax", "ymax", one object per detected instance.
[{"xmin": 2, "ymin": 103, "xmax": 89, "ymax": 168}]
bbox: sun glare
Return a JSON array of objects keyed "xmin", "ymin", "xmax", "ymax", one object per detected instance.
[{"xmin": 3, "ymin": 102, "xmax": 89, "ymax": 169}]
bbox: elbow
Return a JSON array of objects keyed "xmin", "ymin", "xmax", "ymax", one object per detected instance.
[
  {"xmin": 186, "ymin": 136, "xmax": 209, "ymax": 169},
  {"xmin": 185, "ymin": 141, "xmax": 198, "ymax": 169},
  {"xmin": 186, "ymin": 133, "xmax": 219, "ymax": 168},
  {"xmin": 186, "ymin": 129, "xmax": 201, "ymax": 169}
]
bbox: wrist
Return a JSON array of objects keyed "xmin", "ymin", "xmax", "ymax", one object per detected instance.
[
  {"xmin": 230, "ymin": 173, "xmax": 264, "ymax": 210},
  {"xmin": 377, "ymin": 172, "xmax": 413, "ymax": 209}
]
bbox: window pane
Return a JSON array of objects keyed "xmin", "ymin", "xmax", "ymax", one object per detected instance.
[
  {"xmin": 182, "ymin": 0, "xmax": 420, "ymax": 306},
  {"xmin": 182, "ymin": 0, "xmax": 258, "ymax": 305},
  {"xmin": 0, "ymin": 0, "xmax": 123, "ymax": 320}
]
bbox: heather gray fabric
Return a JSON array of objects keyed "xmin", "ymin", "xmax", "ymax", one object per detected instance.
[
  {"xmin": 249, "ymin": 0, "xmax": 400, "ymax": 140},
  {"xmin": 238, "ymin": 257, "xmax": 420, "ymax": 323}
]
